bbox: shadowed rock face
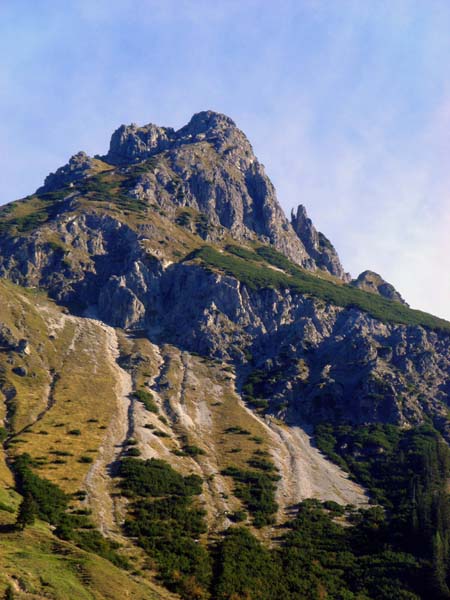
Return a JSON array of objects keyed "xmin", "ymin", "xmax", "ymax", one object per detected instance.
[{"xmin": 351, "ymin": 270, "xmax": 408, "ymax": 305}]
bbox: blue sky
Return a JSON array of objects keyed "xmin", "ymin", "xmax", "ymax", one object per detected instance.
[{"xmin": 1, "ymin": 0, "xmax": 449, "ymax": 318}]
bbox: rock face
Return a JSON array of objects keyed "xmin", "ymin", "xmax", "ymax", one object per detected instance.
[
  {"xmin": 143, "ymin": 264, "xmax": 450, "ymax": 432},
  {"xmin": 291, "ymin": 205, "xmax": 348, "ymax": 280},
  {"xmin": 351, "ymin": 270, "xmax": 408, "ymax": 305},
  {"xmin": 2, "ymin": 109, "xmax": 449, "ymax": 438}
]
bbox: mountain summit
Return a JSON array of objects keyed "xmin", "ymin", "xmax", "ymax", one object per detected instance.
[{"xmin": 39, "ymin": 111, "xmax": 353, "ymax": 278}]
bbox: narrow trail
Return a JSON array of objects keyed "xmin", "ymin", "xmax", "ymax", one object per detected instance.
[
  {"xmin": 84, "ymin": 323, "xmax": 133, "ymax": 538},
  {"xmin": 35, "ymin": 370, "xmax": 58, "ymax": 422}
]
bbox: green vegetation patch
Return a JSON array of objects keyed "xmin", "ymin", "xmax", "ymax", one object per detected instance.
[
  {"xmin": 315, "ymin": 423, "xmax": 450, "ymax": 597},
  {"xmin": 221, "ymin": 464, "xmax": 280, "ymax": 528},
  {"xmin": 12, "ymin": 454, "xmax": 128, "ymax": 569},
  {"xmin": 118, "ymin": 458, "xmax": 211, "ymax": 598},
  {"xmin": 0, "ymin": 191, "xmax": 70, "ymax": 235},
  {"xmin": 213, "ymin": 502, "xmax": 421, "ymax": 600},
  {"xmin": 134, "ymin": 389, "xmax": 159, "ymax": 413}
]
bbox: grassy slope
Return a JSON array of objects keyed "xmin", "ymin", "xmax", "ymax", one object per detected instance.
[
  {"xmin": 0, "ymin": 521, "xmax": 172, "ymax": 599},
  {"xmin": 0, "ymin": 282, "xmax": 117, "ymax": 493},
  {"xmin": 0, "ymin": 282, "xmax": 176, "ymax": 599}
]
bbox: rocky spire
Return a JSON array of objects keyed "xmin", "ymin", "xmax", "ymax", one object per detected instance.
[{"xmin": 291, "ymin": 205, "xmax": 348, "ymax": 280}]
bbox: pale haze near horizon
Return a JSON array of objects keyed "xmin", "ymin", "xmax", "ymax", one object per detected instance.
[{"xmin": 1, "ymin": 0, "xmax": 449, "ymax": 319}]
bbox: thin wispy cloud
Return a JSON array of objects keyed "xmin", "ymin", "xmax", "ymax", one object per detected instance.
[{"xmin": 1, "ymin": 0, "xmax": 449, "ymax": 318}]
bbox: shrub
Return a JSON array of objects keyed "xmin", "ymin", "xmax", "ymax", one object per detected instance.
[
  {"xmin": 221, "ymin": 465, "xmax": 280, "ymax": 527},
  {"xmin": 182, "ymin": 444, "xmax": 206, "ymax": 456},
  {"xmin": 127, "ymin": 448, "xmax": 141, "ymax": 457},
  {"xmin": 230, "ymin": 510, "xmax": 247, "ymax": 523},
  {"xmin": 135, "ymin": 389, "xmax": 159, "ymax": 413},
  {"xmin": 154, "ymin": 430, "xmax": 170, "ymax": 438},
  {"xmin": 224, "ymin": 426, "xmax": 250, "ymax": 435}
]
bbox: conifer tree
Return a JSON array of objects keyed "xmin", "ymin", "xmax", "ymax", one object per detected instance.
[
  {"xmin": 16, "ymin": 493, "xmax": 36, "ymax": 530},
  {"xmin": 4, "ymin": 585, "xmax": 14, "ymax": 600}
]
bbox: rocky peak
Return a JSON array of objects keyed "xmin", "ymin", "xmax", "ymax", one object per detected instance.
[
  {"xmin": 37, "ymin": 151, "xmax": 99, "ymax": 193},
  {"xmin": 105, "ymin": 122, "xmax": 175, "ymax": 165},
  {"xmin": 100, "ymin": 111, "xmax": 315, "ymax": 267},
  {"xmin": 34, "ymin": 112, "xmax": 352, "ymax": 277},
  {"xmin": 350, "ymin": 270, "xmax": 408, "ymax": 305},
  {"xmin": 104, "ymin": 110, "xmax": 253, "ymax": 167},
  {"xmin": 291, "ymin": 204, "xmax": 348, "ymax": 280},
  {"xmin": 177, "ymin": 110, "xmax": 237, "ymax": 138}
]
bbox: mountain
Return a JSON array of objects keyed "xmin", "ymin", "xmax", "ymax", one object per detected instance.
[{"xmin": 0, "ymin": 111, "xmax": 449, "ymax": 599}]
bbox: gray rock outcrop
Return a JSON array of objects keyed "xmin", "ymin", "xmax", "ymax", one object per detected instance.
[{"xmin": 351, "ymin": 270, "xmax": 408, "ymax": 305}]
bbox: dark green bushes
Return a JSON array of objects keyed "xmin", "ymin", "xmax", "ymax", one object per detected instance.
[
  {"xmin": 221, "ymin": 465, "xmax": 279, "ymax": 527},
  {"xmin": 181, "ymin": 444, "xmax": 206, "ymax": 457},
  {"xmin": 118, "ymin": 458, "xmax": 210, "ymax": 598},
  {"xmin": 212, "ymin": 502, "xmax": 421, "ymax": 600},
  {"xmin": 224, "ymin": 426, "xmax": 250, "ymax": 435},
  {"xmin": 118, "ymin": 457, "xmax": 202, "ymax": 498},
  {"xmin": 78, "ymin": 455, "xmax": 93, "ymax": 464},
  {"xmin": 12, "ymin": 454, "xmax": 127, "ymax": 568},
  {"xmin": 315, "ymin": 423, "xmax": 450, "ymax": 597},
  {"xmin": 213, "ymin": 527, "xmax": 283, "ymax": 600}
]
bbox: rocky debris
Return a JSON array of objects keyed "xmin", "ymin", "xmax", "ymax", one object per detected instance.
[
  {"xmin": 291, "ymin": 205, "xmax": 349, "ymax": 280},
  {"xmin": 351, "ymin": 270, "xmax": 408, "ymax": 305},
  {"xmin": 0, "ymin": 326, "xmax": 31, "ymax": 356},
  {"xmin": 17, "ymin": 339, "xmax": 31, "ymax": 355}
]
